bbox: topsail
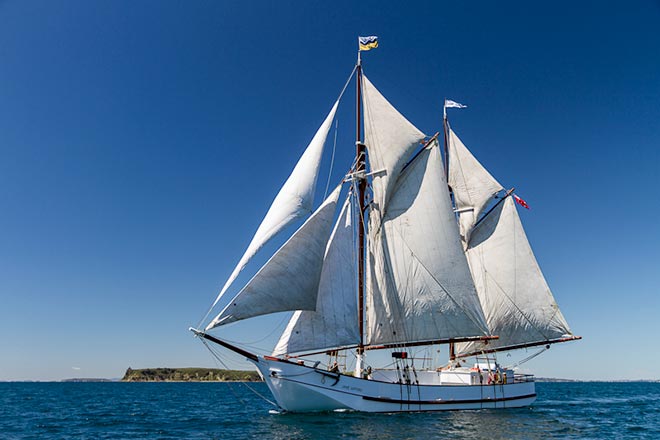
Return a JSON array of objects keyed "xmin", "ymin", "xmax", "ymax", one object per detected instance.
[
  {"xmin": 448, "ymin": 128, "xmax": 503, "ymax": 244},
  {"xmin": 362, "ymin": 74, "xmax": 426, "ymax": 213}
]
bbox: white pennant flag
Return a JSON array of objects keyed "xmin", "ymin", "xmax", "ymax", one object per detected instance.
[
  {"xmin": 445, "ymin": 99, "xmax": 467, "ymax": 109},
  {"xmin": 444, "ymin": 99, "xmax": 467, "ymax": 118}
]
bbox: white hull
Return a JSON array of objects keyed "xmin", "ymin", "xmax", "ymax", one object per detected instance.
[{"xmin": 253, "ymin": 356, "xmax": 536, "ymax": 413}]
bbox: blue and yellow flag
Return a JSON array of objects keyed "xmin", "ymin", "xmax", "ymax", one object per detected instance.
[{"xmin": 358, "ymin": 35, "xmax": 379, "ymax": 51}]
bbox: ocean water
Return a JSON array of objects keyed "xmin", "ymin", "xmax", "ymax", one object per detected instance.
[{"xmin": 1, "ymin": 382, "xmax": 658, "ymax": 439}]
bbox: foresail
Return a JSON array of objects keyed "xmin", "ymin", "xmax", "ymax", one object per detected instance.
[
  {"xmin": 206, "ymin": 185, "xmax": 342, "ymax": 330},
  {"xmin": 456, "ymin": 197, "xmax": 573, "ymax": 356},
  {"xmin": 362, "ymin": 74, "xmax": 425, "ymax": 214},
  {"xmin": 447, "ymin": 128, "xmax": 503, "ymax": 244},
  {"xmin": 366, "ymin": 141, "xmax": 489, "ymax": 346},
  {"xmin": 210, "ymin": 100, "xmax": 340, "ymax": 310},
  {"xmin": 273, "ymin": 197, "xmax": 358, "ymax": 355}
]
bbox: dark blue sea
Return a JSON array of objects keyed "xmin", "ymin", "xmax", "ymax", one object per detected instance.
[{"xmin": 1, "ymin": 382, "xmax": 658, "ymax": 439}]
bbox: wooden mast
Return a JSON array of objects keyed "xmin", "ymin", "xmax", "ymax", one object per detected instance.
[
  {"xmin": 443, "ymin": 101, "xmax": 450, "ymax": 180},
  {"xmin": 356, "ymin": 52, "xmax": 366, "ymax": 353},
  {"xmin": 443, "ymin": 101, "xmax": 457, "ymax": 362}
]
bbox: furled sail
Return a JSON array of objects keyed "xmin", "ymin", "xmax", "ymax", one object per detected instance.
[
  {"xmin": 447, "ymin": 128, "xmax": 503, "ymax": 244},
  {"xmin": 210, "ymin": 100, "xmax": 340, "ymax": 310},
  {"xmin": 362, "ymin": 74, "xmax": 425, "ymax": 214},
  {"xmin": 366, "ymin": 141, "xmax": 489, "ymax": 346},
  {"xmin": 455, "ymin": 197, "xmax": 573, "ymax": 356},
  {"xmin": 273, "ymin": 197, "xmax": 359, "ymax": 355},
  {"xmin": 206, "ymin": 185, "xmax": 342, "ymax": 330}
]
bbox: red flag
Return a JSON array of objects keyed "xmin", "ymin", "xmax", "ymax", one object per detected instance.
[{"xmin": 513, "ymin": 194, "xmax": 530, "ymax": 209}]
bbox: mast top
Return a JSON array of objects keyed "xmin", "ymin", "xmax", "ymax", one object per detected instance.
[
  {"xmin": 444, "ymin": 99, "xmax": 468, "ymax": 120},
  {"xmin": 357, "ymin": 35, "xmax": 378, "ymax": 67}
]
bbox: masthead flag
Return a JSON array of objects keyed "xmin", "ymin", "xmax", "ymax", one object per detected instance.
[
  {"xmin": 513, "ymin": 194, "xmax": 530, "ymax": 209},
  {"xmin": 444, "ymin": 99, "xmax": 467, "ymax": 118},
  {"xmin": 358, "ymin": 36, "xmax": 379, "ymax": 51},
  {"xmin": 445, "ymin": 99, "xmax": 467, "ymax": 109}
]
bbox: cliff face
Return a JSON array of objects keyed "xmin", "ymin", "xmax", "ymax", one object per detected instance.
[{"xmin": 121, "ymin": 368, "xmax": 262, "ymax": 382}]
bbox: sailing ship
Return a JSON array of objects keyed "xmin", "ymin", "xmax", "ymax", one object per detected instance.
[{"xmin": 191, "ymin": 45, "xmax": 580, "ymax": 413}]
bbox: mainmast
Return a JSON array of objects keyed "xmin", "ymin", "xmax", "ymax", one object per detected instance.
[
  {"xmin": 443, "ymin": 101, "xmax": 450, "ymax": 182},
  {"xmin": 355, "ymin": 52, "xmax": 366, "ymax": 361},
  {"xmin": 442, "ymin": 102, "xmax": 457, "ymax": 362}
]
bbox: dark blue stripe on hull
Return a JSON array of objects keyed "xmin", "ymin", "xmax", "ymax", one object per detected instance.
[{"xmin": 362, "ymin": 392, "xmax": 537, "ymax": 405}]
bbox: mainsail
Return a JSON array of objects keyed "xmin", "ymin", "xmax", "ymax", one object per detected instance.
[
  {"xmin": 273, "ymin": 197, "xmax": 359, "ymax": 355},
  {"xmin": 456, "ymin": 197, "xmax": 573, "ymax": 355},
  {"xmin": 449, "ymin": 132, "xmax": 574, "ymax": 356},
  {"xmin": 210, "ymin": 100, "xmax": 340, "ymax": 310},
  {"xmin": 206, "ymin": 185, "xmax": 342, "ymax": 329},
  {"xmin": 366, "ymin": 140, "xmax": 490, "ymax": 346}
]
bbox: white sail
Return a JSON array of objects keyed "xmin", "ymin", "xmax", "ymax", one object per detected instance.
[
  {"xmin": 362, "ymin": 74, "xmax": 426, "ymax": 213},
  {"xmin": 210, "ymin": 100, "xmax": 340, "ymax": 310},
  {"xmin": 191, "ymin": 68, "xmax": 575, "ymax": 414},
  {"xmin": 206, "ymin": 185, "xmax": 342, "ymax": 329},
  {"xmin": 366, "ymin": 141, "xmax": 489, "ymax": 345},
  {"xmin": 447, "ymin": 128, "xmax": 503, "ymax": 243},
  {"xmin": 273, "ymin": 197, "xmax": 358, "ymax": 355},
  {"xmin": 456, "ymin": 197, "xmax": 573, "ymax": 355}
]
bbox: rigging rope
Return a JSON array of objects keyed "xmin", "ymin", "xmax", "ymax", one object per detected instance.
[
  {"xmin": 505, "ymin": 346, "xmax": 549, "ymax": 369},
  {"xmin": 222, "ymin": 313, "xmax": 291, "ymax": 347},
  {"xmin": 338, "ymin": 65, "xmax": 357, "ymax": 103},
  {"xmin": 323, "ymin": 119, "xmax": 339, "ymax": 199},
  {"xmin": 200, "ymin": 338, "xmax": 278, "ymax": 408}
]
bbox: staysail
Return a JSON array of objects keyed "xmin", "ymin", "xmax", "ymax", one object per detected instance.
[
  {"xmin": 273, "ymin": 196, "xmax": 359, "ymax": 355},
  {"xmin": 206, "ymin": 185, "xmax": 342, "ymax": 330},
  {"xmin": 447, "ymin": 128, "xmax": 503, "ymax": 244},
  {"xmin": 210, "ymin": 100, "xmax": 340, "ymax": 310},
  {"xmin": 362, "ymin": 74, "xmax": 426, "ymax": 213},
  {"xmin": 366, "ymin": 140, "xmax": 489, "ymax": 346}
]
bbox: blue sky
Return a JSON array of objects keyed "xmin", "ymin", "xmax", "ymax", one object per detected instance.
[{"xmin": 1, "ymin": 0, "xmax": 658, "ymax": 381}]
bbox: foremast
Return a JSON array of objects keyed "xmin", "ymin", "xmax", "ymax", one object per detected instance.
[{"xmin": 354, "ymin": 51, "xmax": 366, "ymax": 376}]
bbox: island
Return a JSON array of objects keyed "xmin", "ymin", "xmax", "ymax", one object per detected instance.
[{"xmin": 121, "ymin": 367, "xmax": 262, "ymax": 382}]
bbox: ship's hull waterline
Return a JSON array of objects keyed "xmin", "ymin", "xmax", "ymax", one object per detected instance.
[{"xmin": 253, "ymin": 356, "xmax": 536, "ymax": 413}]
